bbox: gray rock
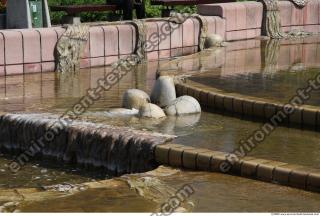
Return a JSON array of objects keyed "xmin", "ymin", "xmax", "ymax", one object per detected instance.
[
  {"xmin": 139, "ymin": 103, "xmax": 166, "ymax": 119},
  {"xmin": 122, "ymin": 89, "xmax": 150, "ymax": 109},
  {"xmin": 204, "ymin": 34, "xmax": 225, "ymax": 48},
  {"xmin": 165, "ymin": 96, "xmax": 201, "ymax": 116},
  {"xmin": 151, "ymin": 76, "xmax": 176, "ymax": 108}
]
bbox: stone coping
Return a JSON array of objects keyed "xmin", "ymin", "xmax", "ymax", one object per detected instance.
[
  {"xmin": 198, "ymin": 0, "xmax": 320, "ymax": 41},
  {"xmin": 155, "ymin": 143, "xmax": 320, "ymax": 193},
  {"xmin": 175, "ymin": 81, "xmax": 320, "ymax": 130},
  {"xmin": 0, "ymin": 16, "xmax": 225, "ymax": 76}
]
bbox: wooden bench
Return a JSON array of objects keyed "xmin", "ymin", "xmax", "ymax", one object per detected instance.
[
  {"xmin": 50, "ymin": 4, "xmax": 120, "ymax": 24},
  {"xmin": 51, "ymin": 1, "xmax": 146, "ymax": 23},
  {"xmin": 151, "ymin": 0, "xmax": 236, "ymax": 16},
  {"xmin": 151, "ymin": 0, "xmax": 235, "ymax": 6},
  {"xmin": 50, "ymin": 4, "xmax": 119, "ymax": 15}
]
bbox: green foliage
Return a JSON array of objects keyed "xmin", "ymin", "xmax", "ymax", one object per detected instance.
[
  {"xmin": 145, "ymin": 0, "xmax": 161, "ymax": 17},
  {"xmin": 48, "ymin": 0, "xmax": 112, "ymax": 24},
  {"xmin": 0, "ymin": 2, "xmax": 5, "ymax": 13},
  {"xmin": 144, "ymin": 0, "xmax": 197, "ymax": 18},
  {"xmin": 48, "ymin": 0, "xmax": 230, "ymax": 24}
]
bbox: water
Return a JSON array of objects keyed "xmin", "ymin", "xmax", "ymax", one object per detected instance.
[
  {"xmin": 1, "ymin": 37, "xmax": 320, "ymax": 212},
  {"xmin": 0, "ymin": 63, "xmax": 158, "ymax": 113},
  {"xmin": 0, "ymin": 155, "xmax": 103, "ymax": 189},
  {"xmin": 184, "ymin": 38, "xmax": 320, "ymax": 106},
  {"xmin": 82, "ymin": 111, "xmax": 320, "ymax": 169},
  {"xmin": 0, "ymin": 113, "xmax": 173, "ymax": 175},
  {"xmin": 6, "ymin": 167, "xmax": 320, "ymax": 212}
]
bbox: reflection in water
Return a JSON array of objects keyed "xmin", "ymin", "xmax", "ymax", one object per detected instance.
[
  {"xmin": 139, "ymin": 114, "xmax": 201, "ymax": 136},
  {"xmin": 84, "ymin": 111, "xmax": 201, "ymax": 137},
  {"xmin": 0, "ymin": 63, "xmax": 153, "ymax": 113},
  {"xmin": 187, "ymin": 37, "xmax": 320, "ymax": 105},
  {"xmin": 261, "ymin": 39, "xmax": 281, "ymax": 76}
]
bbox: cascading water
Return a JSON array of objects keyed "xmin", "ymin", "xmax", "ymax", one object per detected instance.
[{"xmin": 0, "ymin": 113, "xmax": 174, "ymax": 175}]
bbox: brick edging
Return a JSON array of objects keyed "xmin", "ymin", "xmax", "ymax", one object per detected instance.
[
  {"xmin": 155, "ymin": 143, "xmax": 320, "ymax": 193},
  {"xmin": 175, "ymin": 82, "xmax": 320, "ymax": 130}
]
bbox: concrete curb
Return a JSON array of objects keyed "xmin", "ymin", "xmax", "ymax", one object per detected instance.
[
  {"xmin": 0, "ymin": 16, "xmax": 224, "ymax": 76},
  {"xmin": 176, "ymin": 82, "xmax": 320, "ymax": 130},
  {"xmin": 155, "ymin": 143, "xmax": 320, "ymax": 193}
]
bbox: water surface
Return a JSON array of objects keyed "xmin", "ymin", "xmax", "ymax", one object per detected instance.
[
  {"xmin": 1, "ymin": 38, "xmax": 320, "ymax": 212},
  {"xmin": 185, "ymin": 38, "xmax": 320, "ymax": 106}
]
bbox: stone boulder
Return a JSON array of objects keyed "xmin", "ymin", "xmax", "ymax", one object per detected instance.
[
  {"xmin": 151, "ymin": 76, "xmax": 176, "ymax": 108},
  {"xmin": 164, "ymin": 96, "xmax": 201, "ymax": 116},
  {"xmin": 204, "ymin": 34, "xmax": 226, "ymax": 48},
  {"xmin": 139, "ymin": 103, "xmax": 166, "ymax": 119},
  {"xmin": 122, "ymin": 89, "xmax": 150, "ymax": 109}
]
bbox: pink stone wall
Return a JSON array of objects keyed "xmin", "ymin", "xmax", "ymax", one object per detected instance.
[
  {"xmin": 0, "ymin": 18, "xmax": 204, "ymax": 76},
  {"xmin": 279, "ymin": 0, "xmax": 320, "ymax": 33},
  {"xmin": 144, "ymin": 18, "xmax": 199, "ymax": 60},
  {"xmin": 0, "ymin": 0, "xmax": 319, "ymax": 76},
  {"xmin": 198, "ymin": 1, "xmax": 263, "ymax": 41},
  {"xmin": 0, "ymin": 28, "xmax": 64, "ymax": 76},
  {"xmin": 0, "ymin": 17, "xmax": 221, "ymax": 76},
  {"xmin": 198, "ymin": 0, "xmax": 320, "ymax": 41},
  {"xmin": 0, "ymin": 25, "xmax": 138, "ymax": 76}
]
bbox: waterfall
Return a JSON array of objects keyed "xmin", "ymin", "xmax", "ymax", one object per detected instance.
[{"xmin": 0, "ymin": 113, "xmax": 174, "ymax": 175}]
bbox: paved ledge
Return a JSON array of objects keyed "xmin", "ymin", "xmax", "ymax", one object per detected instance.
[
  {"xmin": 155, "ymin": 143, "xmax": 320, "ymax": 193},
  {"xmin": 198, "ymin": 2, "xmax": 263, "ymax": 41},
  {"xmin": 0, "ymin": 16, "xmax": 226, "ymax": 76},
  {"xmin": 198, "ymin": 0, "xmax": 320, "ymax": 41},
  {"xmin": 1, "ymin": 0, "xmax": 319, "ymax": 76},
  {"xmin": 175, "ymin": 82, "xmax": 320, "ymax": 130}
]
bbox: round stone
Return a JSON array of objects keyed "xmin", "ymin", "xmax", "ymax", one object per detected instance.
[
  {"xmin": 139, "ymin": 103, "xmax": 166, "ymax": 119},
  {"xmin": 204, "ymin": 34, "xmax": 224, "ymax": 48},
  {"xmin": 164, "ymin": 96, "xmax": 201, "ymax": 116},
  {"xmin": 122, "ymin": 89, "xmax": 150, "ymax": 109},
  {"xmin": 151, "ymin": 76, "xmax": 176, "ymax": 108}
]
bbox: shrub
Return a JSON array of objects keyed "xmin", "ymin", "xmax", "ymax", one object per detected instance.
[
  {"xmin": 0, "ymin": 2, "xmax": 5, "ymax": 14},
  {"xmin": 48, "ymin": 0, "xmax": 197, "ymax": 24}
]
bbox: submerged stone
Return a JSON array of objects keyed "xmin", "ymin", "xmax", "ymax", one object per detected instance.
[
  {"xmin": 151, "ymin": 76, "xmax": 176, "ymax": 108},
  {"xmin": 122, "ymin": 89, "xmax": 150, "ymax": 110},
  {"xmin": 164, "ymin": 96, "xmax": 201, "ymax": 116},
  {"xmin": 106, "ymin": 108, "xmax": 139, "ymax": 117},
  {"xmin": 139, "ymin": 114, "xmax": 201, "ymax": 134},
  {"xmin": 204, "ymin": 34, "xmax": 225, "ymax": 48},
  {"xmin": 139, "ymin": 103, "xmax": 166, "ymax": 119}
]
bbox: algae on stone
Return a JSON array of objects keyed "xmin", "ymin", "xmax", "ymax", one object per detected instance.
[
  {"xmin": 261, "ymin": 0, "xmax": 312, "ymax": 39},
  {"xmin": 55, "ymin": 25, "xmax": 90, "ymax": 74}
]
